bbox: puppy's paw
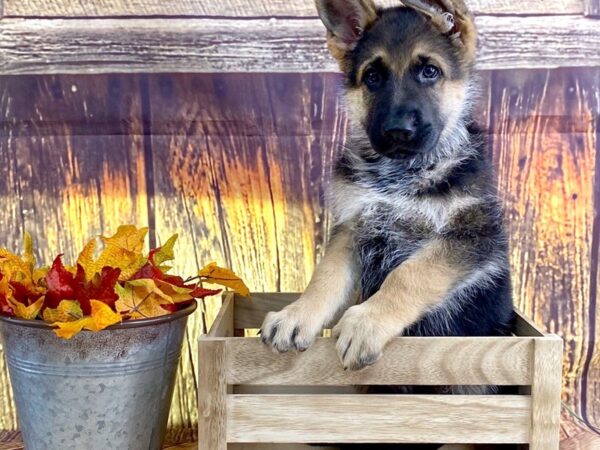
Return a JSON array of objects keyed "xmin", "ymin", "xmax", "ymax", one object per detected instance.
[
  {"xmin": 332, "ymin": 303, "xmax": 398, "ymax": 371},
  {"xmin": 260, "ymin": 302, "xmax": 323, "ymax": 353}
]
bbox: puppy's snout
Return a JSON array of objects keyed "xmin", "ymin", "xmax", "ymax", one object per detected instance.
[{"xmin": 381, "ymin": 110, "xmax": 419, "ymax": 143}]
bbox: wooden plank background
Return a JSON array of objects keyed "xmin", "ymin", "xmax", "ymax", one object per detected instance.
[{"xmin": 0, "ymin": 68, "xmax": 599, "ymax": 440}]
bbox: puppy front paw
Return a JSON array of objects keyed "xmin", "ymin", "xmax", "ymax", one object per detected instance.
[
  {"xmin": 260, "ymin": 302, "xmax": 323, "ymax": 353},
  {"xmin": 332, "ymin": 303, "xmax": 398, "ymax": 371}
]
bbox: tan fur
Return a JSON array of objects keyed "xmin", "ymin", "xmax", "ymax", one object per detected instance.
[
  {"xmin": 261, "ymin": 228, "xmax": 358, "ymax": 352},
  {"xmin": 332, "ymin": 239, "xmax": 466, "ymax": 369}
]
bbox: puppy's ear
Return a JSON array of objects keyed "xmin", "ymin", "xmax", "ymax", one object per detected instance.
[
  {"xmin": 401, "ymin": 0, "xmax": 477, "ymax": 65},
  {"xmin": 315, "ymin": 0, "xmax": 379, "ymax": 63}
]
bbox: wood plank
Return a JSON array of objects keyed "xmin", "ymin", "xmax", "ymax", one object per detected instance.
[
  {"xmin": 1, "ymin": 0, "xmax": 584, "ymax": 17},
  {"xmin": 514, "ymin": 309, "xmax": 545, "ymax": 337},
  {"xmin": 226, "ymin": 336, "xmax": 533, "ymax": 385},
  {"xmin": 490, "ymin": 68, "xmax": 599, "ymax": 427},
  {"xmin": 234, "ymin": 293, "xmax": 299, "ymax": 329},
  {"xmin": 530, "ymin": 336, "xmax": 564, "ymax": 450},
  {"xmin": 208, "ymin": 294, "xmax": 235, "ymax": 338},
  {"xmin": 0, "ymin": 74, "xmax": 148, "ymax": 430},
  {"xmin": 227, "ymin": 395, "xmax": 531, "ymax": 443},
  {"xmin": 585, "ymin": 0, "xmax": 600, "ymax": 16},
  {"xmin": 2, "ymin": 16, "xmax": 600, "ymax": 74},
  {"xmin": 147, "ymin": 73, "xmax": 343, "ymax": 440},
  {"xmin": 198, "ymin": 339, "xmax": 227, "ymax": 450}
]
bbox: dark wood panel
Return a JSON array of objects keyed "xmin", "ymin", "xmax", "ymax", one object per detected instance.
[
  {"xmin": 489, "ymin": 68, "xmax": 600, "ymax": 426},
  {"xmin": 1, "ymin": 0, "xmax": 584, "ymax": 17},
  {"xmin": 2, "ymin": 16, "xmax": 600, "ymax": 75}
]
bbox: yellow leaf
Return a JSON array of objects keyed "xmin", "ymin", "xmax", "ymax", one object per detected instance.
[
  {"xmin": 8, "ymin": 296, "xmax": 44, "ymax": 320},
  {"xmin": 198, "ymin": 262, "xmax": 250, "ymax": 297},
  {"xmin": 51, "ymin": 318, "xmax": 93, "ymax": 340},
  {"xmin": 154, "ymin": 279, "xmax": 193, "ymax": 303},
  {"xmin": 115, "ymin": 279, "xmax": 175, "ymax": 320},
  {"xmin": 88, "ymin": 300, "xmax": 121, "ymax": 331},
  {"xmin": 153, "ymin": 234, "xmax": 178, "ymax": 269},
  {"xmin": 76, "ymin": 226, "xmax": 148, "ymax": 281},
  {"xmin": 0, "ymin": 250, "xmax": 31, "ymax": 281},
  {"xmin": 42, "ymin": 300, "xmax": 83, "ymax": 323}
]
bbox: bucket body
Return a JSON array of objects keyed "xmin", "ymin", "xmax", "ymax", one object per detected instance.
[{"xmin": 0, "ymin": 304, "xmax": 196, "ymax": 450}]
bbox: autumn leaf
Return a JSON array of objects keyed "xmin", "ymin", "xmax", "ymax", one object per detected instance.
[
  {"xmin": 45, "ymin": 256, "xmax": 120, "ymax": 314},
  {"xmin": 115, "ymin": 279, "xmax": 192, "ymax": 320},
  {"xmin": 149, "ymin": 234, "xmax": 178, "ymax": 270},
  {"xmin": 88, "ymin": 300, "xmax": 121, "ymax": 331},
  {"xmin": 198, "ymin": 262, "xmax": 250, "ymax": 297},
  {"xmin": 8, "ymin": 296, "xmax": 44, "ymax": 320},
  {"xmin": 43, "ymin": 300, "xmax": 83, "ymax": 323},
  {"xmin": 51, "ymin": 318, "xmax": 93, "ymax": 339},
  {"xmin": 76, "ymin": 226, "xmax": 148, "ymax": 281}
]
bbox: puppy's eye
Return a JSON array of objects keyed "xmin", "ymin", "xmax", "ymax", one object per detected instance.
[
  {"xmin": 363, "ymin": 68, "xmax": 383, "ymax": 89},
  {"xmin": 420, "ymin": 64, "xmax": 441, "ymax": 81}
]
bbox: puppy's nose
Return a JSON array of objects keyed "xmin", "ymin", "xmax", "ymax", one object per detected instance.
[{"xmin": 382, "ymin": 112, "xmax": 418, "ymax": 142}]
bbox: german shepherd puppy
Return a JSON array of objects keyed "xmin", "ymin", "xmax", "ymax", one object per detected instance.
[{"xmin": 261, "ymin": 0, "xmax": 513, "ymax": 384}]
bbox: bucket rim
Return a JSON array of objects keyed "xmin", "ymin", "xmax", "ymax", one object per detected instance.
[{"xmin": 0, "ymin": 301, "xmax": 197, "ymax": 331}]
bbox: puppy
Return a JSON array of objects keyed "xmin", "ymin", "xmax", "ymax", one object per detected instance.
[{"xmin": 261, "ymin": 0, "xmax": 513, "ymax": 378}]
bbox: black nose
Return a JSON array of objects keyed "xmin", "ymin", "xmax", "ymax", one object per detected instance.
[{"xmin": 382, "ymin": 111, "xmax": 419, "ymax": 143}]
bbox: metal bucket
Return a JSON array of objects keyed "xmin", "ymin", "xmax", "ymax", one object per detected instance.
[{"xmin": 0, "ymin": 303, "xmax": 196, "ymax": 450}]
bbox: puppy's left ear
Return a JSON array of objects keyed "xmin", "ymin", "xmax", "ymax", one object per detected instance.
[
  {"xmin": 402, "ymin": 0, "xmax": 477, "ymax": 65},
  {"xmin": 315, "ymin": 0, "xmax": 379, "ymax": 64}
]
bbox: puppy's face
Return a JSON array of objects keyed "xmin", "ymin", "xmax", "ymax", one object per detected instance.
[{"xmin": 316, "ymin": 0, "xmax": 477, "ymax": 161}]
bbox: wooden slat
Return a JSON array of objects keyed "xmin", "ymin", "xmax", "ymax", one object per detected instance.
[
  {"xmin": 514, "ymin": 309, "xmax": 545, "ymax": 337},
  {"xmin": 147, "ymin": 73, "xmax": 343, "ymax": 440},
  {"xmin": 1, "ymin": 0, "xmax": 584, "ymax": 17},
  {"xmin": 225, "ymin": 336, "xmax": 533, "ymax": 385},
  {"xmin": 234, "ymin": 293, "xmax": 299, "ymax": 329},
  {"xmin": 490, "ymin": 68, "xmax": 599, "ymax": 425},
  {"xmin": 198, "ymin": 339, "xmax": 227, "ymax": 450},
  {"xmin": 227, "ymin": 394, "xmax": 531, "ymax": 443},
  {"xmin": 2, "ymin": 16, "xmax": 600, "ymax": 74},
  {"xmin": 530, "ymin": 336, "xmax": 564, "ymax": 450},
  {"xmin": 208, "ymin": 294, "xmax": 235, "ymax": 338}
]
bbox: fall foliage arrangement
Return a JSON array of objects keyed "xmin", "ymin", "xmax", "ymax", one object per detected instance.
[{"xmin": 0, "ymin": 226, "xmax": 249, "ymax": 339}]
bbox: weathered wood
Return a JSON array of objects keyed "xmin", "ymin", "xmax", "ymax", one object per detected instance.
[
  {"xmin": 530, "ymin": 336, "xmax": 563, "ymax": 449},
  {"xmin": 208, "ymin": 294, "xmax": 234, "ymax": 338},
  {"xmin": 225, "ymin": 336, "xmax": 533, "ymax": 385},
  {"xmin": 1, "ymin": 0, "xmax": 584, "ymax": 17},
  {"xmin": 490, "ymin": 68, "xmax": 599, "ymax": 425},
  {"xmin": 585, "ymin": 0, "xmax": 600, "ymax": 16},
  {"xmin": 147, "ymin": 72, "xmax": 343, "ymax": 440},
  {"xmin": 234, "ymin": 293, "xmax": 298, "ymax": 329},
  {"xmin": 2, "ymin": 16, "xmax": 600, "ymax": 74},
  {"xmin": 514, "ymin": 309, "xmax": 545, "ymax": 337},
  {"xmin": 227, "ymin": 395, "xmax": 531, "ymax": 443},
  {"xmin": 197, "ymin": 338, "xmax": 227, "ymax": 450}
]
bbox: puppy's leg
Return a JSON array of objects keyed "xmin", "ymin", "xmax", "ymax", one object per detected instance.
[
  {"xmin": 333, "ymin": 239, "xmax": 467, "ymax": 370},
  {"xmin": 262, "ymin": 227, "xmax": 358, "ymax": 352}
]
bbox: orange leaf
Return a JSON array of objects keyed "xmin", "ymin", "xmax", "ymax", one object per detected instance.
[
  {"xmin": 8, "ymin": 296, "xmax": 44, "ymax": 320},
  {"xmin": 115, "ymin": 279, "xmax": 188, "ymax": 320},
  {"xmin": 88, "ymin": 300, "xmax": 122, "ymax": 331},
  {"xmin": 198, "ymin": 262, "xmax": 250, "ymax": 297},
  {"xmin": 42, "ymin": 300, "xmax": 83, "ymax": 323},
  {"xmin": 51, "ymin": 318, "xmax": 93, "ymax": 340}
]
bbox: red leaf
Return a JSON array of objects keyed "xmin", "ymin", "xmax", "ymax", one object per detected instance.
[
  {"xmin": 45, "ymin": 256, "xmax": 121, "ymax": 315},
  {"xmin": 190, "ymin": 286, "xmax": 221, "ymax": 299}
]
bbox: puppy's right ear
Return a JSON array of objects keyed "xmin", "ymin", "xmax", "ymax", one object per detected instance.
[{"xmin": 315, "ymin": 0, "xmax": 378, "ymax": 63}]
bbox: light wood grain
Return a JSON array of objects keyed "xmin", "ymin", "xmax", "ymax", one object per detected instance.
[
  {"xmin": 234, "ymin": 293, "xmax": 298, "ymax": 329},
  {"xmin": 227, "ymin": 394, "xmax": 531, "ymax": 443},
  {"xmin": 224, "ymin": 336, "xmax": 533, "ymax": 385},
  {"xmin": 530, "ymin": 336, "xmax": 563, "ymax": 449},
  {"xmin": 1, "ymin": 0, "xmax": 584, "ymax": 17},
  {"xmin": 514, "ymin": 309, "xmax": 545, "ymax": 337},
  {"xmin": 208, "ymin": 294, "xmax": 234, "ymax": 338},
  {"xmin": 2, "ymin": 16, "xmax": 600, "ymax": 74},
  {"xmin": 198, "ymin": 338, "xmax": 227, "ymax": 450}
]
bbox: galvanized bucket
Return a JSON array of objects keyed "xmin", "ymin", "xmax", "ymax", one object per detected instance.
[{"xmin": 0, "ymin": 303, "xmax": 197, "ymax": 450}]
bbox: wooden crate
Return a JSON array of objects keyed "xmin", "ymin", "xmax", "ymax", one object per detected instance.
[{"xmin": 198, "ymin": 293, "xmax": 563, "ymax": 450}]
